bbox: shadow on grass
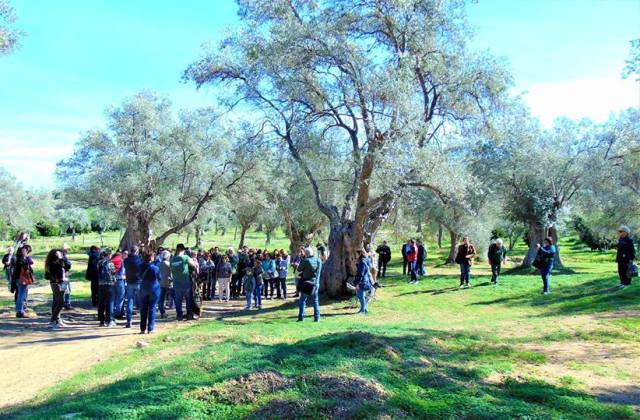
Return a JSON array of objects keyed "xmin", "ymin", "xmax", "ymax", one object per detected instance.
[
  {"xmin": 6, "ymin": 329, "xmax": 635, "ymax": 419},
  {"xmin": 503, "ymin": 266, "xmax": 578, "ymax": 276},
  {"xmin": 469, "ymin": 277, "xmax": 640, "ymax": 316}
]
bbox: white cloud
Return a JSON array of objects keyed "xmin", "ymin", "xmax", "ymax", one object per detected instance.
[{"xmin": 521, "ymin": 77, "xmax": 640, "ymax": 127}]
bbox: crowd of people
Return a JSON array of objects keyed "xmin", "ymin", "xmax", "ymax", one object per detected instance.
[{"xmin": 2, "ymin": 225, "xmax": 636, "ymax": 332}]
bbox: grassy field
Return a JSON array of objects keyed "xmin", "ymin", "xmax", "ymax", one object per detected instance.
[{"xmin": 2, "ymin": 229, "xmax": 639, "ymax": 419}]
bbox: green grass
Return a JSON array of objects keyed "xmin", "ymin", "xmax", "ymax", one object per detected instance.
[{"xmin": 2, "ymin": 230, "xmax": 639, "ymax": 419}]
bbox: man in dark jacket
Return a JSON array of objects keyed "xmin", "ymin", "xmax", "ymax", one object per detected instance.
[
  {"xmin": 85, "ymin": 245, "xmax": 101, "ymax": 306},
  {"xmin": 401, "ymin": 240, "xmax": 411, "ymax": 275},
  {"xmin": 375, "ymin": 241, "xmax": 391, "ymax": 278},
  {"xmin": 123, "ymin": 246, "xmax": 143, "ymax": 327},
  {"xmin": 297, "ymin": 247, "xmax": 322, "ymax": 322},
  {"xmin": 616, "ymin": 225, "xmax": 636, "ymax": 288},
  {"xmin": 487, "ymin": 238, "xmax": 507, "ymax": 284}
]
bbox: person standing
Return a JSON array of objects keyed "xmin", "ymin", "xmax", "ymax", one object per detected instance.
[
  {"xmin": 401, "ymin": 241, "xmax": 410, "ymax": 276},
  {"xmin": 275, "ymin": 251, "xmax": 290, "ymax": 299},
  {"xmin": 488, "ymin": 238, "xmax": 507, "ymax": 284},
  {"xmin": 616, "ymin": 225, "xmax": 636, "ymax": 289},
  {"xmin": 536, "ymin": 237, "xmax": 556, "ymax": 295},
  {"xmin": 217, "ymin": 255, "xmax": 232, "ymax": 302},
  {"xmin": 406, "ymin": 240, "xmax": 418, "ymax": 284},
  {"xmin": 297, "ymin": 247, "xmax": 322, "ymax": 322},
  {"xmin": 13, "ymin": 245, "xmax": 34, "ymax": 318},
  {"xmin": 97, "ymin": 249, "xmax": 117, "ymax": 327},
  {"xmin": 158, "ymin": 250, "xmax": 173, "ymax": 318},
  {"xmin": 242, "ymin": 268, "xmax": 255, "ymax": 310},
  {"xmin": 262, "ymin": 252, "xmax": 276, "ymax": 299},
  {"xmin": 2, "ymin": 246, "xmax": 13, "ymax": 291},
  {"xmin": 252, "ymin": 259, "xmax": 264, "ymax": 309},
  {"xmin": 455, "ymin": 236, "xmax": 476, "ymax": 288},
  {"xmin": 138, "ymin": 250, "xmax": 161, "ymax": 334},
  {"xmin": 291, "ymin": 248, "xmax": 305, "ymax": 298},
  {"xmin": 85, "ymin": 245, "xmax": 101, "ymax": 306},
  {"xmin": 123, "ymin": 246, "xmax": 143, "ymax": 328},
  {"xmin": 354, "ymin": 249, "xmax": 373, "ymax": 315},
  {"xmin": 375, "ymin": 241, "xmax": 391, "ymax": 278},
  {"xmin": 170, "ymin": 244, "xmax": 197, "ymax": 321},
  {"xmin": 45, "ymin": 249, "xmax": 67, "ymax": 329},
  {"xmin": 211, "ymin": 247, "xmax": 222, "ymax": 299},
  {"xmin": 112, "ymin": 250, "xmax": 127, "ymax": 319},
  {"xmin": 416, "ymin": 240, "xmax": 427, "ymax": 277}
]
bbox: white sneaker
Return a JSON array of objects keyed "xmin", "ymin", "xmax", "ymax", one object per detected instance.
[
  {"xmin": 57, "ymin": 319, "xmax": 67, "ymax": 327},
  {"xmin": 108, "ymin": 321, "xmax": 117, "ymax": 327},
  {"xmin": 459, "ymin": 285, "xmax": 465, "ymax": 289},
  {"xmin": 618, "ymin": 284, "xmax": 627, "ymax": 289}
]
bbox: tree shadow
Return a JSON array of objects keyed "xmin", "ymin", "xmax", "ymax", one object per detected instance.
[
  {"xmin": 469, "ymin": 277, "xmax": 640, "ymax": 317},
  {"xmin": 6, "ymin": 329, "xmax": 635, "ymax": 419}
]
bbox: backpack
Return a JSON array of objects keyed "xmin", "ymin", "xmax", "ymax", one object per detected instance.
[{"xmin": 99, "ymin": 260, "xmax": 115, "ymax": 285}]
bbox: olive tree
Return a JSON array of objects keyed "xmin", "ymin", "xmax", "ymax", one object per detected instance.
[
  {"xmin": 186, "ymin": 0, "xmax": 508, "ymax": 295},
  {"xmin": 57, "ymin": 91, "xmax": 251, "ymax": 251},
  {"xmin": 0, "ymin": 1, "xmax": 21, "ymax": 56}
]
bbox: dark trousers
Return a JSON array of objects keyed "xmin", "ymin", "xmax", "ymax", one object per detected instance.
[
  {"xmin": 90, "ymin": 275, "xmax": 99, "ymax": 306},
  {"xmin": 541, "ymin": 267, "xmax": 552, "ymax": 293},
  {"xmin": 490, "ymin": 264, "xmax": 501, "ymax": 283},
  {"xmin": 459, "ymin": 264, "xmax": 471, "ymax": 285},
  {"xmin": 231, "ymin": 274, "xmax": 241, "ymax": 298},
  {"xmin": 377, "ymin": 259, "xmax": 388, "ymax": 277},
  {"xmin": 275, "ymin": 277, "xmax": 287, "ymax": 298},
  {"xmin": 97, "ymin": 284, "xmax": 114, "ymax": 324},
  {"xmin": 416, "ymin": 259, "xmax": 425, "ymax": 276},
  {"xmin": 402, "ymin": 258, "xmax": 408, "ymax": 275},
  {"xmin": 618, "ymin": 262, "xmax": 631, "ymax": 286},
  {"xmin": 139, "ymin": 286, "xmax": 160, "ymax": 333},
  {"xmin": 50, "ymin": 283, "xmax": 65, "ymax": 323}
]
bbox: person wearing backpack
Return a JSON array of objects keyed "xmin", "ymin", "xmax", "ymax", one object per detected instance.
[
  {"xmin": 297, "ymin": 246, "xmax": 322, "ymax": 322},
  {"xmin": 123, "ymin": 246, "xmax": 143, "ymax": 328},
  {"xmin": 97, "ymin": 249, "xmax": 117, "ymax": 327},
  {"xmin": 139, "ymin": 250, "xmax": 161, "ymax": 334},
  {"xmin": 616, "ymin": 225, "xmax": 636, "ymax": 289},
  {"xmin": 170, "ymin": 244, "xmax": 197, "ymax": 321},
  {"xmin": 13, "ymin": 245, "xmax": 34, "ymax": 318},
  {"xmin": 112, "ymin": 250, "xmax": 127, "ymax": 319},
  {"xmin": 488, "ymin": 238, "xmax": 507, "ymax": 284},
  {"xmin": 3, "ymin": 246, "xmax": 14, "ymax": 291},
  {"xmin": 45, "ymin": 249, "xmax": 67, "ymax": 330},
  {"xmin": 536, "ymin": 237, "xmax": 557, "ymax": 295},
  {"xmin": 85, "ymin": 245, "xmax": 101, "ymax": 306},
  {"xmin": 354, "ymin": 249, "xmax": 373, "ymax": 315}
]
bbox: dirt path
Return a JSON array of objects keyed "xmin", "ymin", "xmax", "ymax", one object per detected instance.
[{"xmin": 0, "ymin": 282, "xmax": 263, "ymax": 410}]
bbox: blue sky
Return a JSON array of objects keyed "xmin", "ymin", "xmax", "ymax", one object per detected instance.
[{"xmin": 0, "ymin": 0, "xmax": 638, "ymax": 188}]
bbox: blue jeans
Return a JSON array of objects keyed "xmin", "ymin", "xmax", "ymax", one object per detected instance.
[
  {"xmin": 408, "ymin": 261, "xmax": 417, "ymax": 282},
  {"xmin": 253, "ymin": 285, "xmax": 263, "ymax": 308},
  {"xmin": 356, "ymin": 287, "xmax": 367, "ymax": 313},
  {"xmin": 173, "ymin": 282, "xmax": 193, "ymax": 320},
  {"xmin": 541, "ymin": 265, "xmax": 553, "ymax": 293},
  {"xmin": 125, "ymin": 283, "xmax": 140, "ymax": 324},
  {"xmin": 15, "ymin": 283, "xmax": 28, "ymax": 314},
  {"xmin": 159, "ymin": 287, "xmax": 171, "ymax": 315},
  {"xmin": 298, "ymin": 290, "xmax": 320, "ymax": 321},
  {"xmin": 139, "ymin": 285, "xmax": 160, "ymax": 332},
  {"xmin": 459, "ymin": 264, "xmax": 471, "ymax": 285},
  {"xmin": 113, "ymin": 279, "xmax": 126, "ymax": 317},
  {"xmin": 245, "ymin": 288, "xmax": 254, "ymax": 308}
]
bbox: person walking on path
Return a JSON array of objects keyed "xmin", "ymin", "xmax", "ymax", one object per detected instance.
[
  {"xmin": 536, "ymin": 237, "xmax": 557, "ymax": 295},
  {"xmin": 375, "ymin": 241, "xmax": 391, "ymax": 278},
  {"xmin": 616, "ymin": 225, "xmax": 636, "ymax": 289},
  {"xmin": 45, "ymin": 249, "xmax": 67, "ymax": 330},
  {"xmin": 138, "ymin": 250, "xmax": 161, "ymax": 334},
  {"xmin": 354, "ymin": 249, "xmax": 373, "ymax": 315},
  {"xmin": 170, "ymin": 244, "xmax": 197, "ymax": 321},
  {"xmin": 297, "ymin": 247, "xmax": 322, "ymax": 322},
  {"xmin": 488, "ymin": 238, "xmax": 507, "ymax": 284},
  {"xmin": 455, "ymin": 236, "xmax": 476, "ymax": 288},
  {"xmin": 97, "ymin": 249, "xmax": 117, "ymax": 327}
]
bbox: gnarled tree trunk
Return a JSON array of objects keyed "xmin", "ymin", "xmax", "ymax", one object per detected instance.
[
  {"xmin": 321, "ymin": 222, "xmax": 357, "ymax": 296},
  {"xmin": 238, "ymin": 223, "xmax": 249, "ymax": 249},
  {"xmin": 119, "ymin": 215, "xmax": 151, "ymax": 252},
  {"xmin": 522, "ymin": 223, "xmax": 546, "ymax": 267},
  {"xmin": 437, "ymin": 224, "xmax": 443, "ymax": 248},
  {"xmin": 446, "ymin": 228, "xmax": 458, "ymax": 264}
]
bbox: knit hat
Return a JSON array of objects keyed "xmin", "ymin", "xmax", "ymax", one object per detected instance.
[{"xmin": 618, "ymin": 225, "xmax": 631, "ymax": 234}]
